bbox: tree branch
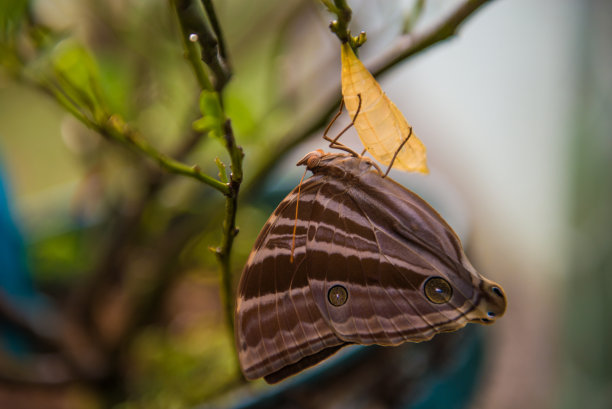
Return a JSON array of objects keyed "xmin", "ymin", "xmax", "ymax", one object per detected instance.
[
  {"xmin": 212, "ymin": 120, "xmax": 242, "ymax": 341},
  {"xmin": 100, "ymin": 115, "xmax": 229, "ymax": 194},
  {"xmin": 13, "ymin": 71, "xmax": 229, "ymax": 195},
  {"xmin": 370, "ymin": 0, "xmax": 494, "ymax": 77}
]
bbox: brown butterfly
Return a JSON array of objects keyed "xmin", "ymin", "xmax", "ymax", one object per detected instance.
[{"xmin": 234, "ymin": 101, "xmax": 506, "ymax": 384}]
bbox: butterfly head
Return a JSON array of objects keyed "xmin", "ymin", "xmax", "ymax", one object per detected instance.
[
  {"xmin": 296, "ymin": 149, "xmax": 326, "ymax": 170},
  {"xmin": 297, "ymin": 150, "xmax": 377, "ymax": 178},
  {"xmin": 466, "ymin": 277, "xmax": 507, "ymax": 324}
]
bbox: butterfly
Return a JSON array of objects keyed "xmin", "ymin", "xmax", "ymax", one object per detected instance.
[{"xmin": 234, "ymin": 146, "xmax": 507, "ymax": 384}]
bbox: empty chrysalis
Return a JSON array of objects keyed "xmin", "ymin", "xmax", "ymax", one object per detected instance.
[{"xmin": 340, "ymin": 42, "xmax": 428, "ymax": 174}]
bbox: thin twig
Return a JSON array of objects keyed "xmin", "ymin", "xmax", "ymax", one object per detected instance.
[
  {"xmin": 100, "ymin": 115, "xmax": 229, "ymax": 194},
  {"xmin": 15, "ymin": 71, "xmax": 227, "ymax": 195},
  {"xmin": 214, "ymin": 120, "xmax": 243, "ymax": 340},
  {"xmin": 201, "ymin": 0, "xmax": 230, "ymax": 66},
  {"xmin": 370, "ymin": 0, "xmax": 493, "ymax": 76},
  {"xmin": 322, "ymin": 0, "xmax": 366, "ymax": 48}
]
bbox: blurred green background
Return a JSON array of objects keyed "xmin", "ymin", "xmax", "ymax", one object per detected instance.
[{"xmin": 1, "ymin": 0, "xmax": 611, "ymax": 408}]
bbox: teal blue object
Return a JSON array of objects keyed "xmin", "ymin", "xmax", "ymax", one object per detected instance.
[
  {"xmin": 0, "ymin": 156, "xmax": 40, "ymax": 356},
  {"xmin": 225, "ymin": 328, "xmax": 485, "ymax": 409},
  {"xmin": 406, "ymin": 326, "xmax": 484, "ymax": 409}
]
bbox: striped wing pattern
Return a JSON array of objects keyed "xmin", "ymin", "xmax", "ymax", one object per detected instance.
[
  {"xmin": 235, "ymin": 152, "xmax": 506, "ymax": 383},
  {"xmin": 235, "ymin": 177, "xmax": 346, "ymax": 382}
]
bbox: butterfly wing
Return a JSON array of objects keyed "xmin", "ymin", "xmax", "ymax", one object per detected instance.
[
  {"xmin": 235, "ymin": 152, "xmax": 506, "ymax": 384},
  {"xmin": 305, "ymin": 155, "xmax": 506, "ymax": 346},
  {"xmin": 235, "ymin": 176, "xmax": 348, "ymax": 383}
]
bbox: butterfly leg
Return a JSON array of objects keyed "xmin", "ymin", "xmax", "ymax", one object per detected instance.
[
  {"xmin": 383, "ymin": 126, "xmax": 413, "ymax": 178},
  {"xmin": 322, "ymin": 95, "xmax": 362, "ymax": 157},
  {"xmin": 322, "ymin": 99, "xmax": 345, "ymax": 141}
]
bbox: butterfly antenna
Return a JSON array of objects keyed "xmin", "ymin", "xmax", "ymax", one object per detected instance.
[
  {"xmin": 383, "ymin": 126, "xmax": 413, "ymax": 178},
  {"xmin": 323, "ymin": 95, "xmax": 362, "ymax": 157},
  {"xmin": 290, "ymin": 167, "xmax": 309, "ymax": 263}
]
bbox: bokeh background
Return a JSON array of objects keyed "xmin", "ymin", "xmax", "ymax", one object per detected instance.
[{"xmin": 1, "ymin": 0, "xmax": 611, "ymax": 408}]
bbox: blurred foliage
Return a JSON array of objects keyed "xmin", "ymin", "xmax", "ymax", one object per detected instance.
[
  {"xmin": 562, "ymin": 1, "xmax": 612, "ymax": 408},
  {"xmin": 29, "ymin": 228, "xmax": 96, "ymax": 285},
  {"xmin": 0, "ymin": 0, "xmax": 341, "ymax": 407},
  {"xmin": 122, "ymin": 276, "xmax": 237, "ymax": 407}
]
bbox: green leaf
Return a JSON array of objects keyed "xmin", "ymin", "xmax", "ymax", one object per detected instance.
[
  {"xmin": 194, "ymin": 90, "xmax": 224, "ymax": 139},
  {"xmin": 215, "ymin": 157, "xmax": 228, "ymax": 183},
  {"xmin": 198, "ymin": 90, "xmax": 223, "ymax": 118},
  {"xmin": 50, "ymin": 39, "xmax": 106, "ymax": 119},
  {"xmin": 0, "ymin": 0, "xmax": 28, "ymax": 69},
  {"xmin": 0, "ymin": 0, "xmax": 28, "ymax": 41}
]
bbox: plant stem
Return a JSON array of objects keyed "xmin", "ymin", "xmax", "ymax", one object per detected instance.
[
  {"xmin": 173, "ymin": 0, "xmax": 215, "ymax": 91},
  {"xmin": 16, "ymin": 69, "xmax": 228, "ymax": 194},
  {"xmin": 214, "ymin": 119, "xmax": 243, "ymax": 339},
  {"xmin": 101, "ymin": 115, "xmax": 230, "ymax": 194},
  {"xmin": 173, "ymin": 0, "xmax": 232, "ymax": 91},
  {"xmin": 174, "ymin": 0, "xmax": 243, "ymax": 344}
]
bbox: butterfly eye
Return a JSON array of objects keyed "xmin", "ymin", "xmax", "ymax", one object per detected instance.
[
  {"xmin": 328, "ymin": 285, "xmax": 348, "ymax": 306},
  {"xmin": 424, "ymin": 277, "xmax": 453, "ymax": 304},
  {"xmin": 492, "ymin": 286, "xmax": 504, "ymax": 298}
]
